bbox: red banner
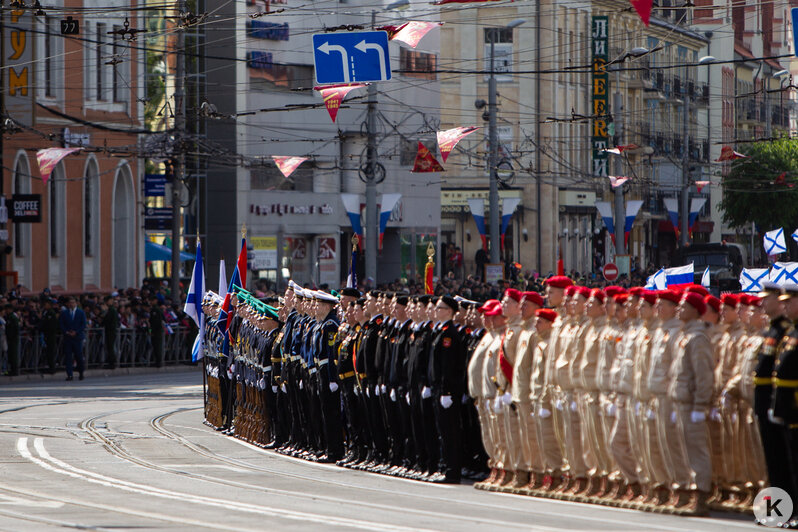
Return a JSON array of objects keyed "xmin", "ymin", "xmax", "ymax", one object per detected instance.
[
  {"xmin": 392, "ymin": 21, "xmax": 442, "ymax": 48},
  {"xmin": 629, "ymin": 0, "xmax": 652, "ymax": 26},
  {"xmin": 36, "ymin": 147, "xmax": 82, "ymax": 184},
  {"xmin": 695, "ymin": 180, "xmax": 710, "ymax": 193},
  {"xmin": 716, "ymin": 145, "xmax": 747, "ymax": 161},
  {"xmin": 411, "ymin": 142, "xmax": 444, "ymax": 173},
  {"xmin": 436, "ymin": 126, "xmax": 479, "ymax": 163},
  {"xmin": 314, "ymin": 83, "xmax": 367, "ymax": 123},
  {"xmin": 272, "ymin": 156, "xmax": 308, "ymax": 179},
  {"xmin": 424, "ymin": 260, "xmax": 434, "ymax": 294}
]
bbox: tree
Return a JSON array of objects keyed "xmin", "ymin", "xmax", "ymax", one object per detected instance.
[{"xmin": 720, "ymin": 138, "xmax": 798, "ymax": 231}]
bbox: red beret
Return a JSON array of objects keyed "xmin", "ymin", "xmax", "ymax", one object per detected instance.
[
  {"xmin": 604, "ymin": 286, "xmax": 626, "ymax": 297},
  {"xmin": 739, "ymin": 294, "xmax": 761, "ymax": 307},
  {"xmin": 721, "ymin": 294, "xmax": 739, "ymax": 308},
  {"xmin": 657, "ymin": 289, "xmax": 681, "ymax": 305},
  {"xmin": 522, "ymin": 291, "xmax": 544, "ymax": 307},
  {"xmin": 590, "ymin": 288, "xmax": 606, "ymax": 304},
  {"xmin": 504, "ymin": 288, "xmax": 522, "ymax": 303},
  {"xmin": 545, "ymin": 276, "xmax": 573, "ymax": 289},
  {"xmin": 629, "ymin": 287, "xmax": 646, "ymax": 298},
  {"xmin": 478, "ymin": 299, "xmax": 500, "ymax": 314},
  {"xmin": 535, "ymin": 308, "xmax": 558, "ymax": 322},
  {"xmin": 682, "ymin": 291, "xmax": 706, "ymax": 315},
  {"xmin": 613, "ymin": 293, "xmax": 629, "ymax": 304},
  {"xmin": 574, "ymin": 286, "xmax": 592, "ymax": 299},
  {"xmin": 686, "ymin": 285, "xmax": 709, "ymax": 297},
  {"xmin": 704, "ymin": 295, "xmax": 721, "ymax": 313},
  {"xmin": 565, "ymin": 285, "xmax": 578, "ymax": 296},
  {"xmin": 485, "ymin": 301, "xmax": 504, "ymax": 317},
  {"xmin": 641, "ymin": 290, "xmax": 658, "ymax": 306}
]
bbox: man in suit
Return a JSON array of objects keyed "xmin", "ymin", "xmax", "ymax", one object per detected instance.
[{"xmin": 60, "ymin": 297, "xmax": 87, "ymax": 381}]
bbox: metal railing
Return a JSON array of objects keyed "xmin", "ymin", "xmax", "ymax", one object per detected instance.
[{"xmin": 1, "ymin": 326, "xmax": 196, "ymax": 375}]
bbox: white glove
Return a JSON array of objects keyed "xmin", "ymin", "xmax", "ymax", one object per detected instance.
[
  {"xmin": 329, "ymin": 382, "xmax": 339, "ymax": 393},
  {"xmin": 461, "ymin": 393, "xmax": 469, "ymax": 404},
  {"xmin": 421, "ymin": 386, "xmax": 432, "ymax": 399},
  {"xmin": 529, "ymin": 409, "xmax": 536, "ymax": 418},
  {"xmin": 646, "ymin": 409, "xmax": 655, "ymax": 421},
  {"xmin": 731, "ymin": 412, "xmax": 738, "ymax": 423},
  {"xmin": 405, "ymin": 392, "xmax": 411, "ymax": 405},
  {"xmin": 365, "ymin": 386, "xmax": 370, "ymax": 397},
  {"xmin": 554, "ymin": 399, "xmax": 564, "ymax": 411},
  {"xmin": 607, "ymin": 403, "xmax": 617, "ymax": 417},
  {"xmin": 493, "ymin": 397, "xmax": 503, "ymax": 413},
  {"xmin": 354, "ymin": 386, "xmax": 360, "ymax": 397},
  {"xmin": 690, "ymin": 410, "xmax": 706, "ymax": 423},
  {"xmin": 230, "ymin": 363, "xmax": 236, "ymax": 373},
  {"xmin": 768, "ymin": 408, "xmax": 784, "ymax": 425},
  {"xmin": 710, "ymin": 408, "xmax": 721, "ymax": 422},
  {"xmin": 280, "ymin": 383, "xmax": 286, "ymax": 393},
  {"xmin": 635, "ymin": 402, "xmax": 641, "ymax": 416},
  {"xmin": 670, "ymin": 411, "xmax": 677, "ymax": 424},
  {"xmin": 501, "ymin": 392, "xmax": 513, "ymax": 406},
  {"xmin": 299, "ymin": 380, "xmax": 304, "ymax": 390},
  {"xmin": 570, "ymin": 400, "xmax": 578, "ymax": 412},
  {"xmin": 720, "ymin": 393, "xmax": 729, "ymax": 408},
  {"xmin": 440, "ymin": 395, "xmax": 453, "ymax": 409},
  {"xmin": 381, "ymin": 384, "xmax": 387, "ymax": 394},
  {"xmin": 538, "ymin": 407, "xmax": 552, "ymax": 419},
  {"xmin": 390, "ymin": 389, "xmax": 397, "ymax": 402},
  {"xmin": 375, "ymin": 385, "xmax": 381, "ymax": 396},
  {"xmin": 272, "ymin": 385, "xmax": 278, "ymax": 394}
]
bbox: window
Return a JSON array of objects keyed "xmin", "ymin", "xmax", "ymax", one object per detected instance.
[
  {"xmin": 13, "ymin": 160, "xmax": 26, "ymax": 258},
  {"xmin": 483, "ymin": 28, "xmax": 513, "ymax": 44},
  {"xmin": 84, "ymin": 162, "xmax": 98, "ymax": 257},
  {"xmin": 96, "ymin": 23, "xmax": 106, "ymax": 100},
  {"xmin": 399, "ymin": 48, "xmax": 437, "ymax": 80},
  {"xmin": 112, "ymin": 25, "xmax": 121, "ymax": 102},
  {"xmin": 44, "ymin": 16, "xmax": 54, "ymax": 97}
]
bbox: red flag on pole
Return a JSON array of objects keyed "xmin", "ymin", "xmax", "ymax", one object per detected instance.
[
  {"xmin": 412, "ymin": 142, "xmax": 445, "ymax": 173},
  {"xmin": 436, "ymin": 126, "xmax": 479, "ymax": 162},
  {"xmin": 391, "ymin": 21, "xmax": 442, "ymax": 48},
  {"xmin": 36, "ymin": 147, "xmax": 82, "ymax": 184},
  {"xmin": 424, "ymin": 260, "xmax": 434, "ymax": 294},
  {"xmin": 314, "ymin": 83, "xmax": 367, "ymax": 123},
  {"xmin": 716, "ymin": 145, "xmax": 747, "ymax": 161}
]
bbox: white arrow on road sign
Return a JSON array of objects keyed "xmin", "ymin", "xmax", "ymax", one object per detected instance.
[
  {"xmin": 354, "ymin": 40, "xmax": 387, "ymax": 81},
  {"xmin": 317, "ymin": 41, "xmax": 350, "ymax": 83}
]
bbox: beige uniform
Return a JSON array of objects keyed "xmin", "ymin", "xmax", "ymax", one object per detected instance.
[
  {"xmin": 705, "ymin": 322, "xmax": 725, "ymax": 491},
  {"xmin": 512, "ymin": 319, "xmax": 539, "ymax": 473},
  {"xmin": 497, "ymin": 318, "xmax": 524, "ymax": 473},
  {"xmin": 575, "ymin": 315, "xmax": 608, "ymax": 476},
  {"xmin": 540, "ymin": 315, "xmax": 567, "ymax": 475},
  {"xmin": 482, "ymin": 332, "xmax": 505, "ymax": 467},
  {"xmin": 596, "ymin": 319, "xmax": 622, "ymax": 476},
  {"xmin": 668, "ymin": 320, "xmax": 715, "ymax": 493},
  {"xmin": 468, "ymin": 328, "xmax": 496, "ymax": 468},
  {"xmin": 609, "ymin": 318, "xmax": 641, "ymax": 484},
  {"xmin": 631, "ymin": 318, "xmax": 657, "ymax": 485},
  {"xmin": 645, "ymin": 317, "xmax": 683, "ymax": 488},
  {"xmin": 554, "ymin": 315, "xmax": 589, "ymax": 478},
  {"xmin": 529, "ymin": 328, "xmax": 551, "ymax": 474},
  {"xmin": 716, "ymin": 321, "xmax": 745, "ymax": 489}
]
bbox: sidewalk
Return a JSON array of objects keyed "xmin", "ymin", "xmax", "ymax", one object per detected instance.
[{"xmin": 0, "ymin": 364, "xmax": 198, "ymax": 385}]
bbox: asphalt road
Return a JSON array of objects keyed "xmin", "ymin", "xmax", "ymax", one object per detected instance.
[{"xmin": 0, "ymin": 370, "xmax": 761, "ymax": 531}]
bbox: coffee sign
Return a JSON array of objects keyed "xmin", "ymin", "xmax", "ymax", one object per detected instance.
[{"xmin": 10, "ymin": 194, "xmax": 42, "ymax": 222}]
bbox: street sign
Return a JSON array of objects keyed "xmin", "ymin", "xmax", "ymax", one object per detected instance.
[
  {"xmin": 603, "ymin": 262, "xmax": 618, "ymax": 281},
  {"xmin": 144, "ymin": 207, "xmax": 173, "ymax": 231},
  {"xmin": 10, "ymin": 194, "xmax": 41, "ymax": 223},
  {"xmin": 793, "ymin": 8, "xmax": 798, "ymax": 57},
  {"xmin": 144, "ymin": 174, "xmax": 167, "ymax": 197},
  {"xmin": 313, "ymin": 31, "xmax": 391, "ymax": 84}
]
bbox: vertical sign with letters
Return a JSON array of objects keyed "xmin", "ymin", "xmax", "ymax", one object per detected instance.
[
  {"xmin": 5, "ymin": 8, "xmax": 33, "ymax": 122},
  {"xmin": 591, "ymin": 16, "xmax": 609, "ymax": 177}
]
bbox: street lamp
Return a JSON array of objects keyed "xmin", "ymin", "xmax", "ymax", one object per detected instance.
[
  {"xmin": 487, "ymin": 19, "xmax": 525, "ymax": 265},
  {"xmin": 697, "ymin": 55, "xmax": 718, "ymax": 65}
]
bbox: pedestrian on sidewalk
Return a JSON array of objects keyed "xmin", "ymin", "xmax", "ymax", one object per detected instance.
[{"xmin": 59, "ymin": 297, "xmax": 86, "ymax": 381}]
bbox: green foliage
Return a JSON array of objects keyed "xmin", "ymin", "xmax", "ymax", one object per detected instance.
[{"xmin": 720, "ymin": 138, "xmax": 798, "ymax": 230}]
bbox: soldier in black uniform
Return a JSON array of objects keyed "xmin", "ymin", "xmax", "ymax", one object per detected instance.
[
  {"xmin": 753, "ymin": 282, "xmax": 793, "ymax": 502},
  {"xmin": 357, "ymin": 291, "xmax": 389, "ymax": 469},
  {"xmin": 387, "ymin": 295, "xmax": 413, "ymax": 475},
  {"xmin": 336, "ymin": 300, "xmax": 361, "ymax": 465},
  {"xmin": 429, "ymin": 295, "xmax": 467, "ymax": 483},
  {"xmin": 408, "ymin": 295, "xmax": 439, "ymax": 480},
  {"xmin": 314, "ymin": 290, "xmax": 344, "ymax": 462},
  {"xmin": 773, "ymin": 285, "xmax": 798, "ymax": 526}
]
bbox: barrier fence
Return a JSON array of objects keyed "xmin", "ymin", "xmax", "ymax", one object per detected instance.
[{"xmin": 1, "ymin": 326, "xmax": 196, "ymax": 375}]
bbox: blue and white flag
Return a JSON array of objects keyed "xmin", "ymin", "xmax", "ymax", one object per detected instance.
[
  {"xmin": 769, "ymin": 262, "xmax": 798, "ymax": 286},
  {"xmin": 184, "ymin": 242, "xmax": 205, "ymax": 362},
  {"xmin": 701, "ymin": 266, "xmax": 710, "ymax": 288},
  {"xmin": 665, "ymin": 264, "xmax": 694, "ymax": 288},
  {"xmin": 645, "ymin": 268, "xmax": 666, "ymax": 290},
  {"xmin": 740, "ymin": 268, "xmax": 769, "ymax": 293},
  {"xmin": 792, "ymin": 228, "xmax": 798, "ymax": 245},
  {"xmin": 218, "ymin": 259, "xmax": 227, "ymax": 298},
  {"xmin": 764, "ymin": 228, "xmax": 787, "ymax": 256}
]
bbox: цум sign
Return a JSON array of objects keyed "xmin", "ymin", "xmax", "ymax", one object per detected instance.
[{"xmin": 10, "ymin": 194, "xmax": 42, "ymax": 222}]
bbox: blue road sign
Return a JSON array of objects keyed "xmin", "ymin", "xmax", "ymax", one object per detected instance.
[
  {"xmin": 144, "ymin": 174, "xmax": 167, "ymax": 197},
  {"xmin": 793, "ymin": 8, "xmax": 798, "ymax": 57},
  {"xmin": 313, "ymin": 31, "xmax": 391, "ymax": 84}
]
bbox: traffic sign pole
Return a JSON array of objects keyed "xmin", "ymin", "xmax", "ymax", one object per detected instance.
[{"xmin": 365, "ymin": 11, "xmax": 378, "ymax": 283}]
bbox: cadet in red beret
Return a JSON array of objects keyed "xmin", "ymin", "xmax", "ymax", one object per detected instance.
[
  {"xmin": 681, "ymin": 291, "xmax": 707, "ymax": 316},
  {"xmin": 535, "ymin": 308, "xmax": 558, "ymax": 322},
  {"xmin": 703, "ymin": 295, "xmax": 721, "ymax": 325},
  {"xmin": 546, "ymin": 277, "xmax": 573, "ymax": 310},
  {"xmin": 657, "ymin": 289, "xmax": 681, "ymax": 306},
  {"xmin": 589, "ymin": 288, "xmax": 606, "ymax": 305},
  {"xmin": 545, "ymin": 276, "xmax": 573, "ymax": 289},
  {"xmin": 522, "ymin": 291, "xmax": 544, "ymax": 308},
  {"xmin": 686, "ymin": 285, "xmax": 710, "ymax": 298}
]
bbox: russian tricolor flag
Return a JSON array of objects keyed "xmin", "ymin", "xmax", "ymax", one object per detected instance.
[
  {"xmin": 665, "ymin": 264, "xmax": 694, "ymax": 289},
  {"xmin": 467, "ymin": 198, "xmax": 487, "ymax": 251}
]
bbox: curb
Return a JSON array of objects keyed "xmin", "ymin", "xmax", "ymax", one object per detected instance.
[{"xmin": 1, "ymin": 364, "xmax": 199, "ymax": 385}]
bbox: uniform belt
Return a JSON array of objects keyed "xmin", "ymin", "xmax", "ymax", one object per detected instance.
[
  {"xmin": 339, "ymin": 371, "xmax": 356, "ymax": 380},
  {"xmin": 753, "ymin": 376, "xmax": 774, "ymax": 386},
  {"xmin": 774, "ymin": 378, "xmax": 798, "ymax": 388},
  {"xmin": 263, "ymin": 366, "xmax": 272, "ymax": 372},
  {"xmin": 309, "ymin": 367, "xmax": 317, "ymax": 375},
  {"xmin": 318, "ymin": 359, "xmax": 329, "ymax": 366},
  {"xmin": 358, "ymin": 372, "xmax": 367, "ymax": 379},
  {"xmin": 290, "ymin": 355, "xmax": 299, "ymax": 362},
  {"xmin": 271, "ymin": 357, "xmax": 281, "ymax": 363}
]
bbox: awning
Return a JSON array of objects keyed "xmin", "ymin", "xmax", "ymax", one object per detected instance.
[{"xmin": 145, "ymin": 240, "xmax": 195, "ymax": 262}]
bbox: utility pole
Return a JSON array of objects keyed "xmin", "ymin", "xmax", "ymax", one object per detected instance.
[
  {"xmin": 680, "ymin": 70, "xmax": 690, "ymax": 246},
  {"xmin": 613, "ymin": 76, "xmax": 625, "ymax": 256},
  {"xmin": 364, "ymin": 10, "xmax": 378, "ymax": 283},
  {"xmin": 171, "ymin": 0, "xmax": 187, "ymax": 305},
  {"xmin": 534, "ymin": 2, "xmax": 541, "ymax": 273},
  {"xmin": 488, "ymin": 29, "xmax": 500, "ymax": 265}
]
